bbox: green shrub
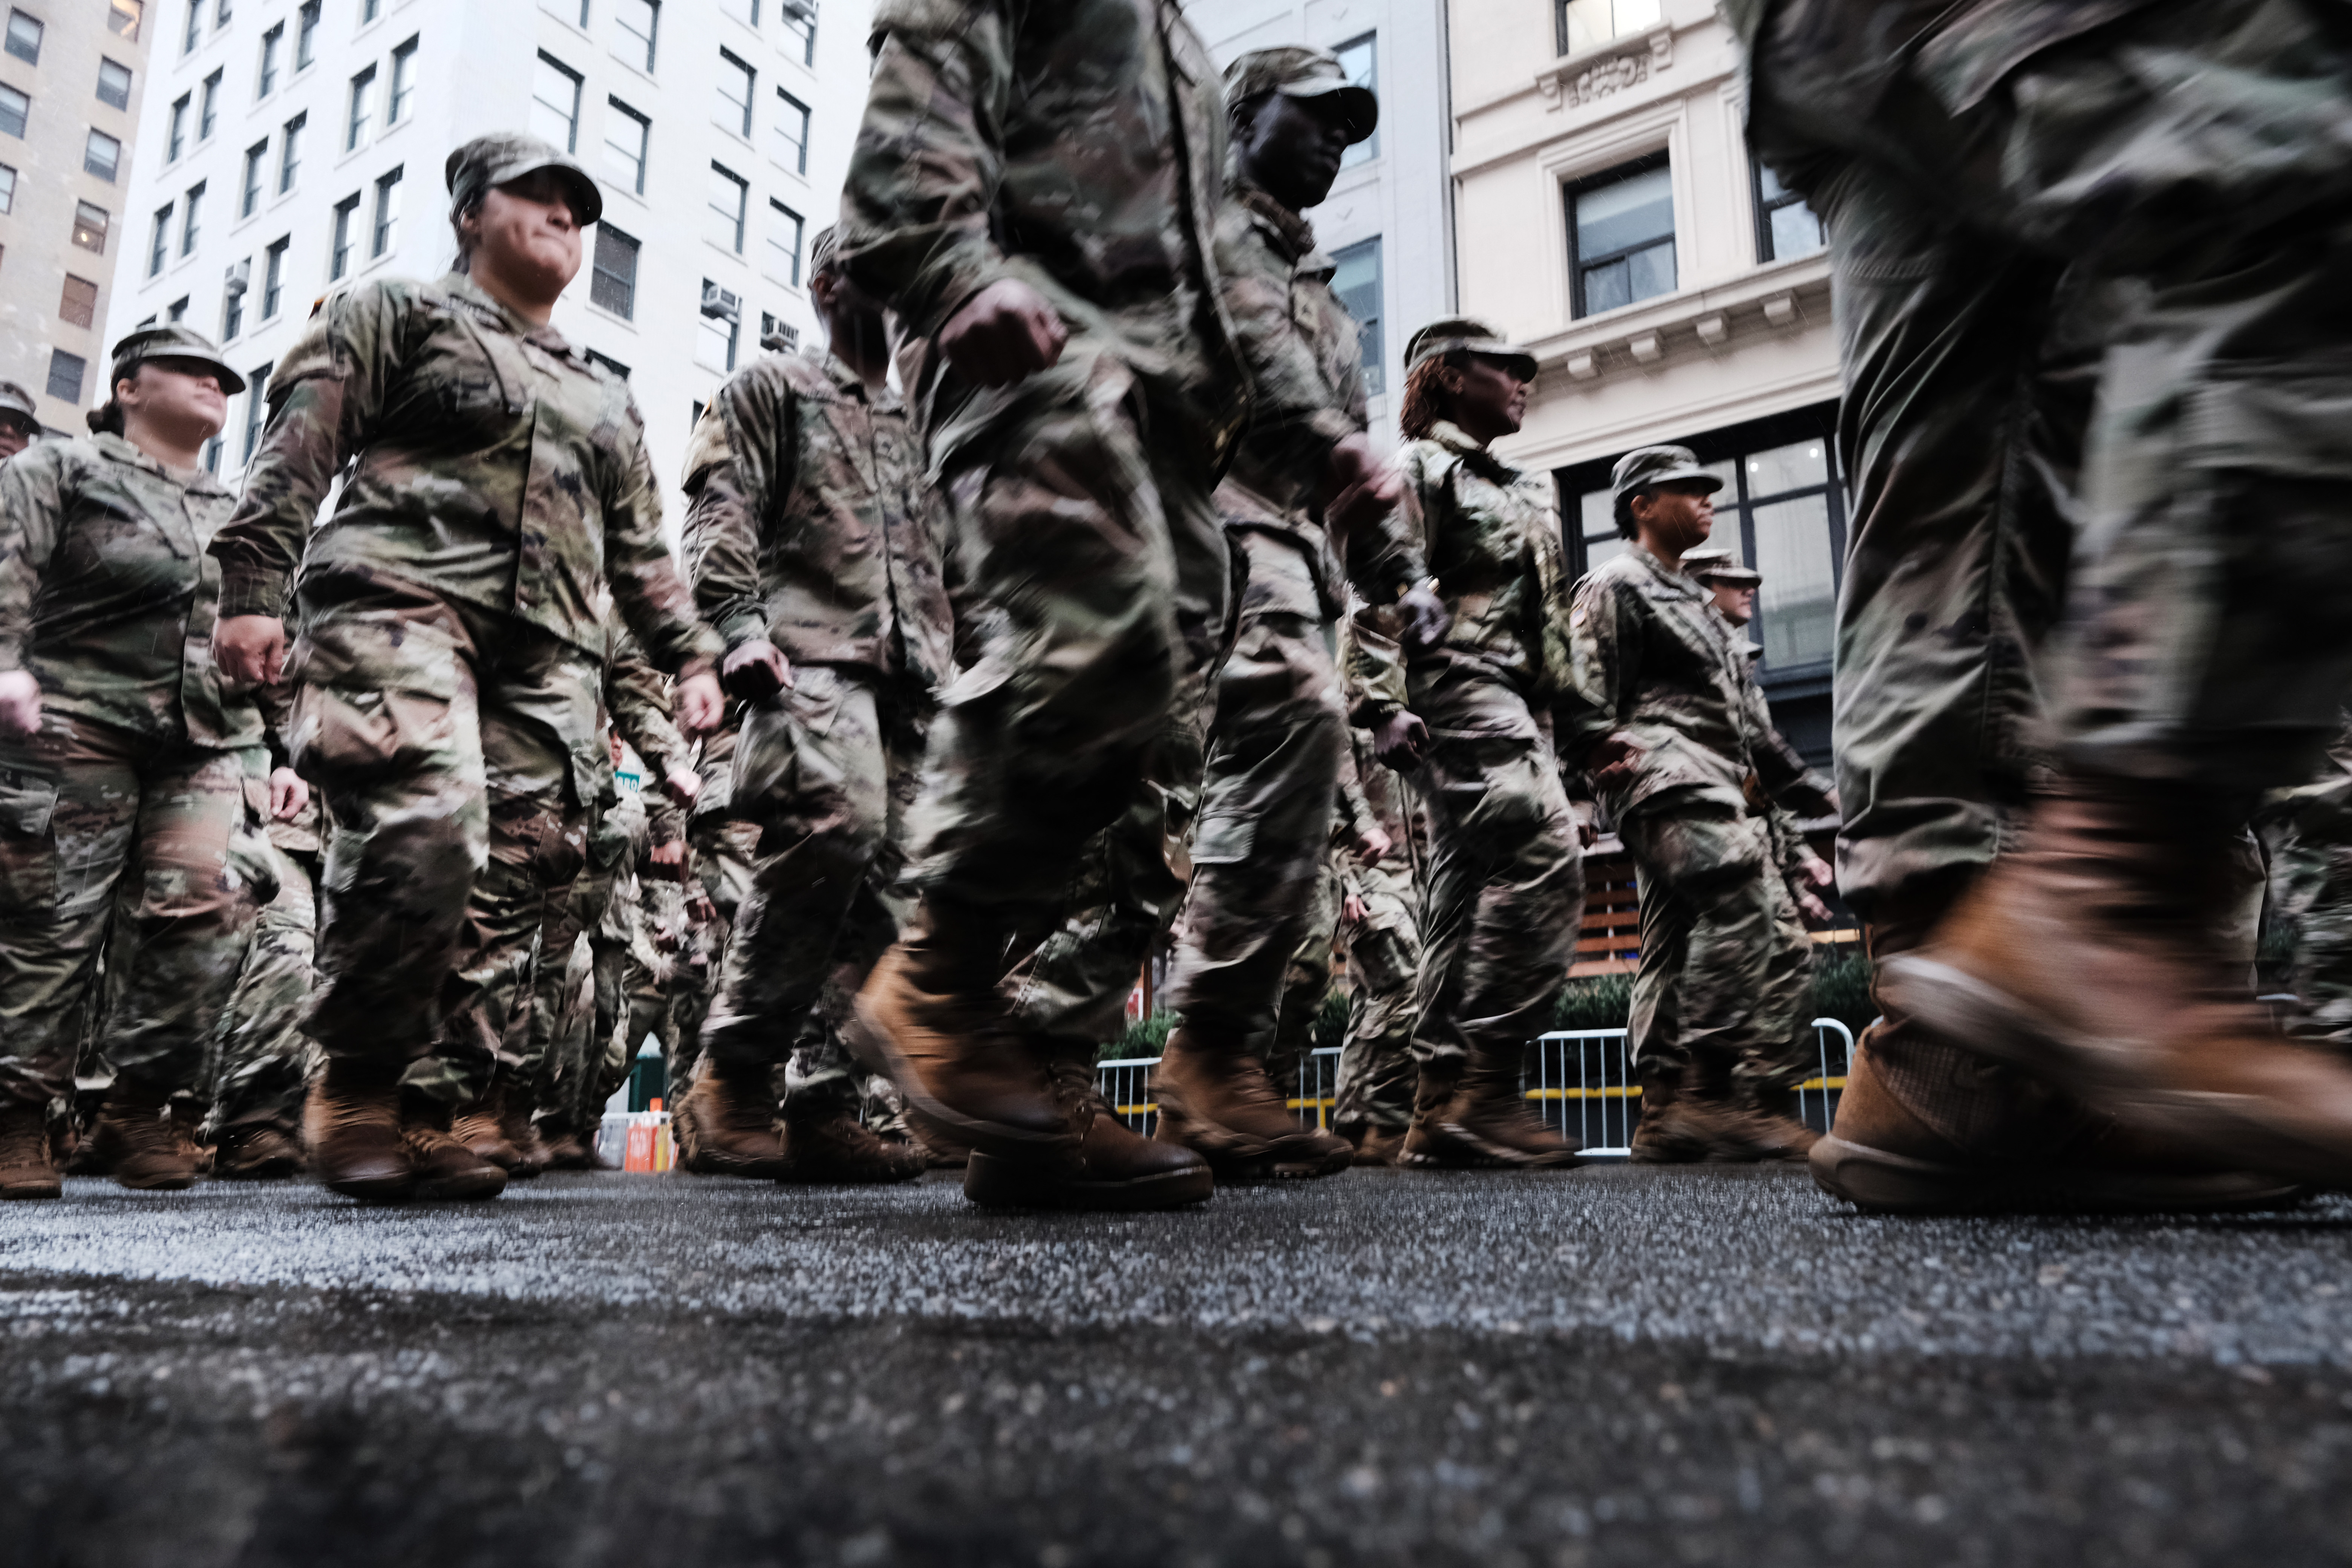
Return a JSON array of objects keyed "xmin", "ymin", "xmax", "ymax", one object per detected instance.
[{"xmin": 1548, "ymin": 948, "xmax": 1876, "ymax": 1037}]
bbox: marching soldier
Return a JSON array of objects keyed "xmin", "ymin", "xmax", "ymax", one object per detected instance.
[{"xmin": 0, "ymin": 382, "xmax": 40, "ymax": 462}]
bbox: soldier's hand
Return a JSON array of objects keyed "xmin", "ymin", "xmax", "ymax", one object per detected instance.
[
  {"xmin": 1373, "ymin": 709, "xmax": 1429, "ymax": 771},
  {"xmin": 1343, "ymin": 891, "xmax": 1370, "ymax": 927},
  {"xmin": 214, "ymin": 614, "xmax": 287, "ymax": 689},
  {"xmin": 660, "ymin": 762, "xmax": 702, "ymax": 808},
  {"xmin": 1790, "ymin": 848, "xmax": 1836, "ymax": 925},
  {"xmin": 1396, "ymin": 585, "xmax": 1453, "ymax": 654},
  {"xmin": 1589, "ymin": 735, "xmax": 1642, "ymax": 796},
  {"xmin": 0, "ymin": 671, "xmax": 40, "ymax": 740},
  {"xmin": 940, "ymin": 279, "xmax": 1068, "ymax": 388},
  {"xmin": 1353, "ymin": 822, "xmax": 1392, "ymax": 865},
  {"xmin": 721, "ymin": 639, "xmax": 792, "ymax": 704},
  {"xmin": 267, "ymin": 766, "xmax": 310, "ymax": 821},
  {"xmin": 674, "ymin": 665, "xmax": 725, "ymax": 738}
]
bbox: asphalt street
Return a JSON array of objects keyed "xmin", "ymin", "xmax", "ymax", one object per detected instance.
[{"xmin": 5, "ymin": 1164, "xmax": 2352, "ymax": 1568}]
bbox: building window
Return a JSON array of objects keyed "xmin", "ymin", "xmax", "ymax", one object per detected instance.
[
  {"xmin": 766, "ymin": 198, "xmax": 802, "ymax": 285},
  {"xmin": 1334, "ymin": 33, "xmax": 1376, "ymax": 169},
  {"xmin": 258, "ymin": 21, "xmax": 282, "ymax": 96},
  {"xmin": 1754, "ymin": 162, "xmax": 1824, "ymax": 263},
  {"xmin": 1557, "ymin": 0, "xmax": 1660, "ymax": 56},
  {"xmin": 1567, "ymin": 155, "xmax": 1674, "ymax": 317},
  {"xmin": 604, "ymin": 97, "xmax": 648, "ymax": 193},
  {"xmin": 296, "ymin": 0, "xmax": 318, "ymax": 67},
  {"xmin": 0, "ymin": 163, "xmax": 13, "ymax": 214},
  {"xmin": 85, "ymin": 129, "xmax": 123, "ymax": 182},
  {"xmin": 718, "ymin": 0, "xmax": 756, "ymax": 23},
  {"xmin": 361, "ymin": 0, "xmax": 378, "ymax": 21},
  {"xmin": 1329, "ymin": 236, "xmax": 1384, "ymax": 396},
  {"xmin": 345, "ymin": 63, "xmax": 374, "ymax": 149},
  {"xmin": 110, "ymin": 0, "xmax": 142, "ymax": 41},
  {"xmin": 60, "ymin": 274, "xmax": 98, "ymax": 329},
  {"xmin": 778, "ymin": 0, "xmax": 813, "ymax": 65},
  {"xmin": 220, "ymin": 270, "xmax": 243, "ymax": 338},
  {"xmin": 388, "ymin": 35, "xmax": 416, "ymax": 122},
  {"xmin": 329, "ymin": 190, "xmax": 357, "ymax": 278},
  {"xmin": 181, "ymin": 0, "xmax": 199, "ymax": 52},
  {"xmin": 697, "ymin": 279, "xmax": 739, "ymax": 372},
  {"xmin": 202, "ymin": 435, "xmax": 221, "ymax": 473},
  {"xmin": 717, "ymin": 48, "xmax": 753, "ymax": 136},
  {"xmin": 0, "ymin": 84, "xmax": 26, "ymax": 139},
  {"xmin": 165, "ymin": 294, "xmax": 188, "ymax": 320},
  {"xmin": 370, "ymin": 165, "xmax": 400, "ymax": 257},
  {"xmin": 97, "ymin": 58, "xmax": 134, "ymax": 110},
  {"xmin": 166, "ymin": 93, "xmax": 188, "ymax": 158},
  {"xmin": 199, "ymin": 69, "xmax": 221, "ymax": 139},
  {"xmin": 616, "ymin": 0, "xmax": 655, "ymax": 70},
  {"xmin": 278, "ymin": 110, "xmax": 303, "ymax": 191},
  {"xmin": 591, "ymin": 223, "xmax": 638, "ymax": 317},
  {"xmin": 531, "ymin": 52, "xmax": 580, "ymax": 152},
  {"xmin": 215, "ymin": 0, "xmax": 229, "ymax": 25},
  {"xmin": 774, "ymin": 87, "xmax": 808, "ymax": 174},
  {"xmin": 585, "ymin": 349, "xmax": 629, "ymax": 379},
  {"xmin": 149, "ymin": 203, "xmax": 170, "ymax": 272},
  {"xmin": 240, "ymin": 140, "xmax": 265, "ymax": 214},
  {"xmin": 261, "ymin": 234, "xmax": 286, "ymax": 315},
  {"xmin": 5, "ymin": 10, "xmax": 42, "ymax": 65},
  {"xmin": 73, "ymin": 200, "xmax": 109, "ymax": 253},
  {"xmin": 240, "ymin": 364, "xmax": 268, "ymax": 459},
  {"xmin": 707, "ymin": 161, "xmax": 747, "ymax": 251},
  {"xmin": 46, "ymin": 350, "xmax": 85, "ymax": 404},
  {"xmin": 180, "ymin": 181, "xmax": 204, "ymax": 254}
]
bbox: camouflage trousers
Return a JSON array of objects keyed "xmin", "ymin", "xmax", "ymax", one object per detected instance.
[
  {"xmin": 1265, "ymin": 850, "xmax": 1343, "ymax": 1122},
  {"xmin": 288, "ymin": 588, "xmax": 597, "ymax": 1104},
  {"xmin": 700, "ymin": 667, "xmax": 928, "ymax": 1112},
  {"xmin": 0, "ymin": 715, "xmax": 262, "ymax": 1110},
  {"xmin": 511, "ymin": 838, "xmax": 621, "ymax": 1138},
  {"xmin": 1406, "ymin": 668, "xmax": 1583, "ymax": 1067},
  {"xmin": 905, "ymin": 347, "xmax": 1230, "ymax": 1053},
  {"xmin": 1622, "ymin": 796, "xmax": 1814, "ymax": 1092},
  {"xmin": 2259, "ymin": 728, "xmax": 2352, "ymax": 1051},
  {"xmin": 210, "ymin": 843, "xmax": 320, "ymax": 1138},
  {"xmin": 1334, "ymin": 855, "xmax": 1423, "ymax": 1135},
  {"xmin": 1163, "ymin": 552, "xmax": 1348, "ymax": 1055}
]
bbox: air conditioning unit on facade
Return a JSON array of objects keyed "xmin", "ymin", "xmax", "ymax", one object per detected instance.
[
  {"xmin": 700, "ymin": 283, "xmax": 742, "ymax": 324},
  {"xmin": 224, "ymin": 257, "xmax": 251, "ymax": 295},
  {"xmin": 759, "ymin": 312, "xmax": 798, "ymax": 352}
]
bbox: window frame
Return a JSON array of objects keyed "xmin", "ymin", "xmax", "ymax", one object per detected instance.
[
  {"xmin": 532, "ymin": 50, "xmax": 582, "ymax": 152},
  {"xmin": 614, "ymin": 0, "xmax": 656, "ymax": 71},
  {"xmin": 388, "ymin": 35, "xmax": 416, "ymax": 123},
  {"xmin": 5, "ymin": 9, "xmax": 43, "ymax": 66},
  {"xmin": 220, "ymin": 270, "xmax": 243, "ymax": 338},
  {"xmin": 240, "ymin": 363, "xmax": 269, "ymax": 461},
  {"xmin": 591, "ymin": 222, "xmax": 639, "ymax": 318},
  {"xmin": 1564, "ymin": 151, "xmax": 1676, "ymax": 320},
  {"xmin": 370, "ymin": 164, "xmax": 400, "ymax": 257},
  {"xmin": 257, "ymin": 20, "xmax": 282, "ymax": 96},
  {"xmin": 166, "ymin": 93, "xmax": 188, "ymax": 159},
  {"xmin": 1334, "ymin": 32, "xmax": 1377, "ymax": 170},
  {"xmin": 716, "ymin": 47, "xmax": 754, "ymax": 137},
  {"xmin": 767, "ymin": 196, "xmax": 803, "ymax": 286},
  {"xmin": 60, "ymin": 274, "xmax": 99, "ymax": 329},
  {"xmin": 0, "ymin": 162, "xmax": 15, "ymax": 215},
  {"xmin": 708, "ymin": 160, "xmax": 748, "ymax": 253},
  {"xmin": 604, "ymin": 96, "xmax": 649, "ymax": 194},
  {"xmin": 773, "ymin": 86, "xmax": 808, "ymax": 174},
  {"xmin": 777, "ymin": 0, "xmax": 813, "ymax": 66},
  {"xmin": 240, "ymin": 139, "xmax": 266, "ymax": 214},
  {"xmin": 198, "ymin": 68, "xmax": 221, "ymax": 140},
  {"xmin": 149, "ymin": 202, "xmax": 172, "ymax": 274},
  {"xmin": 179, "ymin": 180, "xmax": 204, "ymax": 255},
  {"xmin": 277, "ymin": 110, "xmax": 304, "ymax": 191},
  {"xmin": 329, "ymin": 190, "xmax": 358, "ymax": 279},
  {"xmin": 1751, "ymin": 159, "xmax": 1824, "ymax": 265},
  {"xmin": 0, "ymin": 83, "xmax": 28, "ymax": 140},
  {"xmin": 73, "ymin": 200, "xmax": 110, "ymax": 254},
  {"xmin": 295, "ymin": 0, "xmax": 318, "ymax": 67},
  {"xmin": 345, "ymin": 62, "xmax": 375, "ymax": 150},
  {"xmin": 1327, "ymin": 234, "xmax": 1384, "ymax": 397},
  {"xmin": 84, "ymin": 127, "xmax": 123, "ymax": 182},
  {"xmin": 97, "ymin": 58, "xmax": 135, "ymax": 110},
  {"xmin": 46, "ymin": 349, "xmax": 86, "ymax": 404},
  {"xmin": 261, "ymin": 234, "xmax": 287, "ymax": 316}
]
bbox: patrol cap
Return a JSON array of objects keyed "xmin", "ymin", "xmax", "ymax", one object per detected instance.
[
  {"xmin": 1706, "ymin": 562, "xmax": 1762, "ymax": 588},
  {"xmin": 0, "ymin": 381, "xmax": 37, "ymax": 433},
  {"xmin": 444, "ymin": 132, "xmax": 603, "ymax": 228},
  {"xmin": 1610, "ymin": 443, "xmax": 1722, "ymax": 501},
  {"xmin": 1678, "ymin": 544, "xmax": 1735, "ymax": 576},
  {"xmin": 807, "ymin": 225, "xmax": 839, "ymax": 279},
  {"xmin": 109, "ymin": 323, "xmax": 245, "ymax": 395},
  {"xmin": 1224, "ymin": 46, "xmax": 1378, "ymax": 144},
  {"xmin": 1403, "ymin": 315, "xmax": 1537, "ymax": 381}
]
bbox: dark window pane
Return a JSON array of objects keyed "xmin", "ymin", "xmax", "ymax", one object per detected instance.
[
  {"xmin": 1582, "ymin": 256, "xmax": 1629, "ymax": 315},
  {"xmin": 46, "ymin": 349, "xmax": 86, "ymax": 403}
]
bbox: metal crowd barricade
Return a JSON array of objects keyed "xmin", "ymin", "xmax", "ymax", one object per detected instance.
[{"xmin": 1094, "ymin": 1019, "xmax": 1856, "ymax": 1153}]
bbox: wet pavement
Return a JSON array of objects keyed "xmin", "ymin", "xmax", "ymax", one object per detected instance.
[{"xmin": 5, "ymin": 1164, "xmax": 2352, "ymax": 1567}]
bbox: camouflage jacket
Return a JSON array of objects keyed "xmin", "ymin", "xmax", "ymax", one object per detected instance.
[
  {"xmin": 1395, "ymin": 422, "xmax": 1575, "ymax": 705},
  {"xmin": 838, "ymin": 0, "xmax": 1243, "ymax": 469},
  {"xmin": 1560, "ymin": 544, "xmax": 1831, "ymax": 822},
  {"xmin": 0, "ymin": 432, "xmax": 262, "ymax": 751},
  {"xmin": 681, "ymin": 349, "xmax": 954, "ymax": 692},
  {"xmin": 606, "ymin": 623, "xmax": 686, "ymax": 779},
  {"xmin": 210, "ymin": 272, "xmax": 721, "ymax": 675},
  {"xmin": 1214, "ymin": 181, "xmax": 1424, "ymax": 620}
]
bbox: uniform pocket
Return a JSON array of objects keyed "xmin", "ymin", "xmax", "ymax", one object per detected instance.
[
  {"xmin": 1190, "ymin": 811, "xmax": 1256, "ymax": 866},
  {"xmin": 0, "ymin": 773, "xmax": 61, "ymax": 911},
  {"xmin": 287, "ymin": 617, "xmax": 467, "ymax": 783}
]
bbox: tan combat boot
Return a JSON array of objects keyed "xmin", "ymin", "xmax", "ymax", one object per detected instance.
[
  {"xmin": 776, "ymin": 1103, "xmax": 926, "ymax": 1185},
  {"xmin": 87, "ymin": 1081, "xmax": 201, "ymax": 1191},
  {"xmin": 497, "ymin": 1086, "xmax": 550, "ymax": 1179},
  {"xmin": 0, "ymin": 1101, "xmax": 60, "ymax": 1200},
  {"xmin": 1738, "ymin": 1080, "xmax": 1822, "ymax": 1162},
  {"xmin": 214, "ymin": 1123, "xmax": 305, "ymax": 1180},
  {"xmin": 963, "ymin": 1061, "xmax": 1214, "ymax": 1210},
  {"xmin": 1417, "ymin": 1053, "xmax": 1583, "ymax": 1169},
  {"xmin": 452, "ymin": 1081, "xmax": 522, "ymax": 1171},
  {"xmin": 1350, "ymin": 1124, "xmax": 1408, "ymax": 1166},
  {"xmin": 675, "ymin": 1067, "xmax": 791, "ymax": 1178},
  {"xmin": 1880, "ymin": 775, "xmax": 2352, "ymax": 1187},
  {"xmin": 306, "ymin": 1060, "xmax": 414, "ymax": 1200},
  {"xmin": 1397, "ymin": 1056, "xmax": 1467, "ymax": 1166},
  {"xmin": 1628, "ymin": 1064, "xmax": 1767, "ymax": 1164},
  {"xmin": 400, "ymin": 1096, "xmax": 508, "ymax": 1201},
  {"xmin": 1151, "ymin": 1026, "xmax": 1352, "ymax": 1179}
]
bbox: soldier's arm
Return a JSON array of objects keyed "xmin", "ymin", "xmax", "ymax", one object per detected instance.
[
  {"xmin": 1555, "ymin": 574, "xmax": 1640, "ymax": 775},
  {"xmin": 1344, "ymin": 609, "xmax": 1409, "ymax": 729},
  {"xmin": 604, "ymin": 403, "xmax": 725, "ymax": 678},
  {"xmin": 605, "ymin": 627, "xmax": 687, "ymax": 779},
  {"xmin": 681, "ymin": 366, "xmax": 799, "ymax": 650},
  {"xmin": 836, "ymin": 0, "xmax": 1020, "ymax": 337},
  {"xmin": 210, "ymin": 285, "xmax": 395, "ymax": 618},
  {"xmin": 0, "ymin": 443, "xmax": 65, "ymax": 676},
  {"xmin": 1219, "ymin": 213, "xmax": 1361, "ymax": 499}
]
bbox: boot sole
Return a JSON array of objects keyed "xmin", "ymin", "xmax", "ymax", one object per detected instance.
[
  {"xmin": 1883, "ymin": 954, "xmax": 2352, "ymax": 1189},
  {"xmin": 1810, "ymin": 1132, "xmax": 2306, "ymax": 1214},
  {"xmin": 413, "ymin": 1168, "xmax": 507, "ymax": 1201},
  {"xmin": 322, "ymin": 1171, "xmax": 419, "ymax": 1203},
  {"xmin": 1155, "ymin": 1110, "xmax": 1352, "ymax": 1181},
  {"xmin": 1417, "ymin": 1121, "xmax": 1585, "ymax": 1171},
  {"xmin": 0, "ymin": 1180, "xmax": 61, "ymax": 1200},
  {"xmin": 773, "ymin": 1159, "xmax": 928, "ymax": 1186},
  {"xmin": 963, "ymin": 1150, "xmax": 1214, "ymax": 1211},
  {"xmin": 846, "ymin": 999, "xmax": 1077, "ymax": 1165}
]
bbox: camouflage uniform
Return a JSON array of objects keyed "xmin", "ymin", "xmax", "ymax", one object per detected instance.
[
  {"xmin": 682, "ymin": 345, "xmax": 954, "ymax": 1113},
  {"xmin": 211, "ymin": 270, "xmax": 721, "ymax": 1101},
  {"xmin": 2259, "ymin": 710, "xmax": 2352, "ymax": 1052},
  {"xmin": 838, "ymin": 0, "xmax": 1247, "ymax": 1057},
  {"xmin": 208, "ymin": 799, "xmax": 322, "ymax": 1144},
  {"xmin": 1394, "ymin": 420, "xmax": 1584, "ymax": 1072},
  {"xmin": 1266, "ymin": 844, "xmax": 1344, "ymax": 1120},
  {"xmin": 1159, "ymin": 147, "xmax": 1426, "ymax": 1059},
  {"xmin": 1333, "ymin": 723, "xmax": 1426, "ymax": 1137},
  {"xmin": 1562, "ymin": 529, "xmax": 1831, "ymax": 1095},
  {"xmin": 0, "ymin": 431, "xmax": 269, "ymax": 1114}
]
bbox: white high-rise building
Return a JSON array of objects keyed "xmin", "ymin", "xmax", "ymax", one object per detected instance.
[
  {"xmin": 100, "ymin": 0, "xmax": 874, "ymax": 536},
  {"xmin": 1186, "ymin": 0, "xmax": 1452, "ymax": 449}
]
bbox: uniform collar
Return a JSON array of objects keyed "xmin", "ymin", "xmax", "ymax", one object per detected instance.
[
  {"xmin": 1429, "ymin": 420, "xmax": 1522, "ymax": 482},
  {"xmin": 1625, "ymin": 540, "xmax": 1707, "ymax": 600},
  {"xmin": 439, "ymin": 271, "xmax": 577, "ymax": 358},
  {"xmin": 89, "ymin": 431, "xmax": 233, "ymax": 499},
  {"xmin": 820, "ymin": 348, "xmax": 901, "ymax": 413},
  {"xmin": 1232, "ymin": 179, "xmax": 1319, "ymax": 263}
]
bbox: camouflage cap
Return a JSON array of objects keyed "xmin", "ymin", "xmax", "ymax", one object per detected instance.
[
  {"xmin": 1224, "ymin": 46, "xmax": 1378, "ymax": 144},
  {"xmin": 807, "ymin": 225, "xmax": 839, "ymax": 279},
  {"xmin": 1705, "ymin": 562, "xmax": 1762, "ymax": 588},
  {"xmin": 1403, "ymin": 315, "xmax": 1537, "ymax": 380},
  {"xmin": 109, "ymin": 323, "xmax": 246, "ymax": 395},
  {"xmin": 444, "ymin": 132, "xmax": 603, "ymax": 227},
  {"xmin": 1679, "ymin": 544, "xmax": 1736, "ymax": 576},
  {"xmin": 1611, "ymin": 443, "xmax": 1721, "ymax": 500},
  {"xmin": 0, "ymin": 380, "xmax": 37, "ymax": 431}
]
